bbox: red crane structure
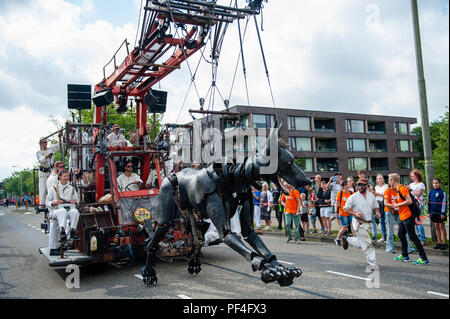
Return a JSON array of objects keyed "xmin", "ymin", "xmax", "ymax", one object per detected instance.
[{"xmin": 91, "ymin": 0, "xmax": 266, "ymax": 201}]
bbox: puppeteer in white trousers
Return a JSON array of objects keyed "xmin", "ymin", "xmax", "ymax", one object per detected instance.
[{"xmin": 45, "ymin": 181, "xmax": 80, "ymax": 250}]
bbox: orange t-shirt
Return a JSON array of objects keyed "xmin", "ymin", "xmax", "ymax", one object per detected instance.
[
  {"xmin": 395, "ymin": 185, "xmax": 412, "ymax": 221},
  {"xmin": 281, "ymin": 189, "xmax": 301, "ymax": 214},
  {"xmin": 336, "ymin": 190, "xmax": 352, "ymax": 217},
  {"xmin": 383, "ymin": 187, "xmax": 398, "ymax": 213}
]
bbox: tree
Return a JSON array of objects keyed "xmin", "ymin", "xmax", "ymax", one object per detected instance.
[
  {"xmin": 432, "ymin": 106, "xmax": 449, "ymax": 193},
  {"xmin": 80, "ymin": 103, "xmax": 162, "ymax": 141},
  {"xmin": 3, "ymin": 169, "xmax": 37, "ymax": 197},
  {"xmin": 412, "ymin": 106, "xmax": 449, "ymax": 193},
  {"xmin": 411, "ymin": 119, "xmax": 442, "ymax": 171}
]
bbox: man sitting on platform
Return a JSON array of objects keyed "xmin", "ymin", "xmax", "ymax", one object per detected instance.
[{"xmin": 117, "ymin": 160, "xmax": 143, "ymax": 191}]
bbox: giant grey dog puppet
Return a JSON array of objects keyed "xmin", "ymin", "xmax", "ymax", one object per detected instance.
[{"xmin": 141, "ymin": 124, "xmax": 310, "ymax": 286}]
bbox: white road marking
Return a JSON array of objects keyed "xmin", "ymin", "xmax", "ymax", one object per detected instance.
[
  {"xmin": 326, "ymin": 270, "xmax": 371, "ymax": 281},
  {"xmin": 24, "ymin": 212, "xmax": 32, "ymax": 215},
  {"xmin": 427, "ymin": 291, "xmax": 449, "ymax": 298},
  {"xmin": 177, "ymin": 294, "xmax": 192, "ymax": 299},
  {"xmin": 0, "ymin": 213, "xmax": 4, "ymax": 216}
]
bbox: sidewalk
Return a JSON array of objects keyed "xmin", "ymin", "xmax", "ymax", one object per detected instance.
[{"xmin": 260, "ymin": 214, "xmax": 449, "ymax": 257}]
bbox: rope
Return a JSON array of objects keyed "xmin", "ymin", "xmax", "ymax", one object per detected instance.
[
  {"xmin": 228, "ymin": 12, "xmax": 250, "ymax": 105},
  {"xmin": 253, "ymin": 13, "xmax": 276, "ymax": 108},
  {"xmin": 175, "ymin": 44, "xmax": 206, "ymax": 123}
]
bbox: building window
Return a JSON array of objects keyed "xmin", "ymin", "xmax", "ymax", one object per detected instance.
[
  {"xmin": 346, "ymin": 119, "xmax": 365, "ymax": 133},
  {"xmin": 316, "ymin": 138, "xmax": 337, "ymax": 152},
  {"xmin": 224, "ymin": 119, "xmax": 238, "ymax": 132},
  {"xmin": 348, "ymin": 158, "xmax": 368, "ymax": 171},
  {"xmin": 240, "ymin": 115, "xmax": 249, "ymax": 128},
  {"xmin": 367, "ymin": 121, "xmax": 386, "ymax": 135},
  {"xmin": 347, "ymin": 139, "xmax": 366, "ymax": 152},
  {"xmin": 289, "ymin": 137, "xmax": 312, "ymax": 152},
  {"xmin": 369, "ymin": 139, "xmax": 387, "ymax": 152},
  {"xmin": 314, "ymin": 118, "xmax": 335, "ymax": 132},
  {"xmin": 394, "ymin": 122, "xmax": 408, "ymax": 135},
  {"xmin": 371, "ymin": 158, "xmax": 389, "ymax": 171},
  {"xmin": 295, "ymin": 158, "xmax": 313, "ymax": 172},
  {"xmin": 397, "ymin": 158, "xmax": 411, "ymax": 169},
  {"xmin": 317, "ymin": 158, "xmax": 339, "ymax": 172},
  {"xmin": 397, "ymin": 140, "xmax": 410, "ymax": 152},
  {"xmin": 288, "ymin": 116, "xmax": 310, "ymax": 131},
  {"xmin": 253, "ymin": 114, "xmax": 275, "ymax": 129}
]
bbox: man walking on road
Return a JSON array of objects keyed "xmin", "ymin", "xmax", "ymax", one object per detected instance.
[
  {"xmin": 342, "ymin": 177, "xmax": 380, "ymax": 267},
  {"xmin": 281, "ymin": 182, "xmax": 302, "ymax": 244}
]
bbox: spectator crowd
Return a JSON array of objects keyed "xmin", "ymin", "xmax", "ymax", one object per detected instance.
[{"xmin": 251, "ymin": 169, "xmax": 448, "ymax": 267}]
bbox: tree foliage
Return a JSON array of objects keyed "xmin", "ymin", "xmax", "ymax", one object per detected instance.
[
  {"xmin": 432, "ymin": 106, "xmax": 449, "ymax": 193},
  {"xmin": 411, "ymin": 119, "xmax": 442, "ymax": 170},
  {"xmin": 412, "ymin": 106, "xmax": 449, "ymax": 193},
  {"xmin": 80, "ymin": 103, "xmax": 162, "ymax": 141},
  {"xmin": 2, "ymin": 169, "xmax": 38, "ymax": 197}
]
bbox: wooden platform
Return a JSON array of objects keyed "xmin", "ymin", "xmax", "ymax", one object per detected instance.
[{"xmin": 39, "ymin": 247, "xmax": 100, "ymax": 267}]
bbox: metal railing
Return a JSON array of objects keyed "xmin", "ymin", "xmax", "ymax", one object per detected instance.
[
  {"xmin": 314, "ymin": 128, "xmax": 335, "ymax": 133},
  {"xmin": 316, "ymin": 147, "xmax": 337, "ymax": 152},
  {"xmin": 102, "ymin": 39, "xmax": 130, "ymax": 81},
  {"xmin": 367, "ymin": 130, "xmax": 386, "ymax": 135},
  {"xmin": 369, "ymin": 148, "xmax": 387, "ymax": 153}
]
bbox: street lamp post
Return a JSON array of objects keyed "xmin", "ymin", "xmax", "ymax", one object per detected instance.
[{"xmin": 410, "ymin": 0, "xmax": 436, "ymax": 242}]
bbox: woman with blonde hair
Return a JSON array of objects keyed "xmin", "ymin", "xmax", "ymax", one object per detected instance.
[{"xmin": 409, "ymin": 169, "xmax": 427, "ymax": 245}]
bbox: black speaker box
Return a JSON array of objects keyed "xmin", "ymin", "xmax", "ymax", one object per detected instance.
[
  {"xmin": 93, "ymin": 89, "xmax": 114, "ymax": 107},
  {"xmin": 145, "ymin": 90, "xmax": 167, "ymax": 113}
]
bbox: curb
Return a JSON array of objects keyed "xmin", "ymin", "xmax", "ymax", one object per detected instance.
[{"xmin": 260, "ymin": 230, "xmax": 449, "ymax": 257}]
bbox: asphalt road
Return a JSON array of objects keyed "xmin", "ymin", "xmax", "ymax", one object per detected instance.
[{"xmin": 0, "ymin": 206, "xmax": 448, "ymax": 300}]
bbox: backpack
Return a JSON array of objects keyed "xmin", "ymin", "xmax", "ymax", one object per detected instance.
[{"xmin": 397, "ymin": 185, "xmax": 421, "ymax": 219}]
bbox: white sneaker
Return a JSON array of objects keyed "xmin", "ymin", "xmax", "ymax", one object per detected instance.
[{"xmin": 376, "ymin": 238, "xmax": 385, "ymax": 243}]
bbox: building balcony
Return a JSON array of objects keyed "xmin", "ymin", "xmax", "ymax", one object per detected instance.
[
  {"xmin": 367, "ymin": 121, "xmax": 386, "ymax": 135},
  {"xmin": 371, "ymin": 166, "xmax": 389, "ymax": 171},
  {"xmin": 316, "ymin": 147, "xmax": 337, "ymax": 152},
  {"xmin": 370, "ymin": 158, "xmax": 389, "ymax": 171},
  {"xmin": 369, "ymin": 140, "xmax": 387, "ymax": 153},
  {"xmin": 314, "ymin": 128, "xmax": 335, "ymax": 133},
  {"xmin": 369, "ymin": 147, "xmax": 387, "ymax": 153},
  {"xmin": 316, "ymin": 138, "xmax": 337, "ymax": 153},
  {"xmin": 314, "ymin": 118, "xmax": 335, "ymax": 133},
  {"xmin": 316, "ymin": 158, "xmax": 339, "ymax": 172},
  {"xmin": 367, "ymin": 130, "xmax": 386, "ymax": 135}
]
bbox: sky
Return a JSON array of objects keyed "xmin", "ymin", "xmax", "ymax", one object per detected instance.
[{"xmin": 0, "ymin": 0, "xmax": 448, "ymax": 181}]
